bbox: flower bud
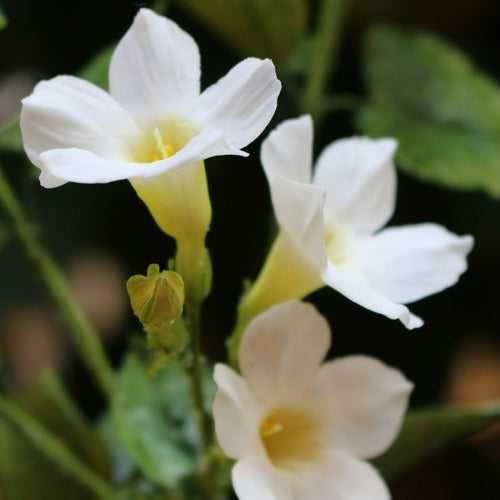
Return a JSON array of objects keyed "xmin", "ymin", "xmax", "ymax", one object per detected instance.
[{"xmin": 127, "ymin": 264, "xmax": 184, "ymax": 327}]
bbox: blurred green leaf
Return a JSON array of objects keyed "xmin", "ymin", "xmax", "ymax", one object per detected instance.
[
  {"xmin": 0, "ymin": 417, "xmax": 92, "ymax": 500},
  {"xmin": 174, "ymin": 0, "xmax": 308, "ymax": 62},
  {"xmin": 111, "ymin": 355, "xmax": 201, "ymax": 489},
  {"xmin": 78, "ymin": 45, "xmax": 114, "ymax": 90},
  {"xmin": 0, "ymin": 45, "xmax": 114, "ymax": 155},
  {"xmin": 357, "ymin": 25, "xmax": 500, "ymax": 198},
  {"xmin": 0, "ymin": 6, "xmax": 6, "ymax": 31},
  {"xmin": 0, "ymin": 118, "xmax": 23, "ymax": 153},
  {"xmin": 375, "ymin": 404, "xmax": 500, "ymax": 479}
]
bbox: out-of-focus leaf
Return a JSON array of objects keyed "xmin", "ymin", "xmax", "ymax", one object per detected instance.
[
  {"xmin": 174, "ymin": 0, "xmax": 308, "ymax": 62},
  {"xmin": 0, "ymin": 45, "xmax": 114, "ymax": 154},
  {"xmin": 357, "ymin": 25, "xmax": 500, "ymax": 198},
  {"xmin": 78, "ymin": 45, "xmax": 114, "ymax": 90},
  {"xmin": 0, "ymin": 417, "xmax": 92, "ymax": 500},
  {"xmin": 0, "ymin": 118, "xmax": 23, "ymax": 153},
  {"xmin": 0, "ymin": 6, "xmax": 7, "ymax": 31},
  {"xmin": 375, "ymin": 404, "xmax": 500, "ymax": 479},
  {"xmin": 111, "ymin": 355, "xmax": 204, "ymax": 489}
]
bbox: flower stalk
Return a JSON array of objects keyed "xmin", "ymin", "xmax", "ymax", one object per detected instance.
[
  {"xmin": 0, "ymin": 168, "xmax": 115, "ymax": 397},
  {"xmin": 0, "ymin": 395, "xmax": 115, "ymax": 499},
  {"xmin": 301, "ymin": 0, "xmax": 350, "ymax": 122}
]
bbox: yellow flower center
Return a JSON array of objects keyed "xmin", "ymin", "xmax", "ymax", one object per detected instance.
[
  {"xmin": 133, "ymin": 119, "xmax": 196, "ymax": 164},
  {"xmin": 259, "ymin": 408, "xmax": 320, "ymax": 469},
  {"xmin": 324, "ymin": 221, "xmax": 352, "ymax": 266}
]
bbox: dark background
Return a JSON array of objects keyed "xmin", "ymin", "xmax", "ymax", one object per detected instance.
[{"xmin": 1, "ymin": 1, "xmax": 500, "ymax": 498}]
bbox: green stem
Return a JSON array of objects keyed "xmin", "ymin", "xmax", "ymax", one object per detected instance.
[
  {"xmin": 301, "ymin": 0, "xmax": 350, "ymax": 122},
  {"xmin": 0, "ymin": 168, "xmax": 114, "ymax": 397},
  {"xmin": 184, "ymin": 300, "xmax": 222, "ymax": 500},
  {"xmin": 0, "ymin": 395, "xmax": 114, "ymax": 499},
  {"xmin": 185, "ymin": 301, "xmax": 210, "ymax": 452}
]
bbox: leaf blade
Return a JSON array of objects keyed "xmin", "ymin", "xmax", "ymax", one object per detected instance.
[
  {"xmin": 357, "ymin": 25, "xmax": 500, "ymax": 198},
  {"xmin": 375, "ymin": 404, "xmax": 500, "ymax": 479}
]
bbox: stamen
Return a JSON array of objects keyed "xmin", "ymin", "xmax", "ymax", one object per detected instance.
[
  {"xmin": 154, "ymin": 127, "xmax": 169, "ymax": 159},
  {"xmin": 261, "ymin": 421, "xmax": 284, "ymax": 438}
]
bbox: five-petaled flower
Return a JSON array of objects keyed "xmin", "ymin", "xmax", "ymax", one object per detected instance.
[
  {"xmin": 20, "ymin": 8, "xmax": 281, "ymax": 298},
  {"xmin": 214, "ymin": 300, "xmax": 412, "ymax": 500},
  {"xmin": 237, "ymin": 116, "xmax": 473, "ymax": 331}
]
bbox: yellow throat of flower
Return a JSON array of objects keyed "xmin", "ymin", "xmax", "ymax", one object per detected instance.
[
  {"xmin": 324, "ymin": 221, "xmax": 352, "ymax": 266},
  {"xmin": 133, "ymin": 119, "xmax": 196, "ymax": 164},
  {"xmin": 259, "ymin": 408, "xmax": 320, "ymax": 469}
]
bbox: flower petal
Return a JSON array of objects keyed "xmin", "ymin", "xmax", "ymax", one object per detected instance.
[
  {"xmin": 291, "ymin": 451, "xmax": 390, "ymax": 500},
  {"xmin": 213, "ymin": 364, "xmax": 261, "ymax": 460},
  {"xmin": 131, "ymin": 161, "xmax": 211, "ymax": 244},
  {"xmin": 261, "ymin": 115, "xmax": 313, "ymax": 184},
  {"xmin": 232, "ymin": 456, "xmax": 289, "ymax": 500},
  {"xmin": 359, "ymin": 223, "xmax": 474, "ymax": 304},
  {"xmin": 311, "ymin": 356, "xmax": 412, "ymax": 460},
  {"xmin": 239, "ymin": 301, "xmax": 331, "ymax": 406},
  {"xmin": 189, "ymin": 58, "xmax": 281, "ymax": 150},
  {"xmin": 313, "ymin": 137, "xmax": 397, "ymax": 235},
  {"xmin": 322, "ymin": 264, "xmax": 423, "ymax": 329},
  {"xmin": 109, "ymin": 8, "xmax": 200, "ymax": 126},
  {"xmin": 268, "ymin": 175, "xmax": 327, "ymax": 271},
  {"xmin": 20, "ymin": 75, "xmax": 138, "ymax": 187},
  {"xmin": 40, "ymin": 128, "xmax": 231, "ymax": 185}
]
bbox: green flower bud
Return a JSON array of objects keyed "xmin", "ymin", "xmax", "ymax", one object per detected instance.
[{"xmin": 127, "ymin": 264, "xmax": 184, "ymax": 327}]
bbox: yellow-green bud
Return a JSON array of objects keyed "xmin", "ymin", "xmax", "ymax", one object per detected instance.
[{"xmin": 127, "ymin": 264, "xmax": 184, "ymax": 327}]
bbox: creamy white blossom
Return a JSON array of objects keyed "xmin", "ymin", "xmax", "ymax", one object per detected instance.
[
  {"xmin": 243, "ymin": 115, "xmax": 473, "ymax": 329},
  {"xmin": 20, "ymin": 8, "xmax": 281, "ymax": 250},
  {"xmin": 214, "ymin": 300, "xmax": 412, "ymax": 500}
]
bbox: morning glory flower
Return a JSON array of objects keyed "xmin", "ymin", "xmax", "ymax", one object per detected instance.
[
  {"xmin": 20, "ymin": 8, "xmax": 281, "ymax": 298},
  {"xmin": 215, "ymin": 300, "xmax": 412, "ymax": 500},
  {"xmin": 238, "ymin": 115, "xmax": 473, "ymax": 330}
]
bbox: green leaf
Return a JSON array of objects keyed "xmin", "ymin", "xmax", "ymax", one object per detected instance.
[
  {"xmin": 375, "ymin": 405, "xmax": 500, "ymax": 479},
  {"xmin": 111, "ymin": 355, "xmax": 203, "ymax": 488},
  {"xmin": 0, "ymin": 6, "xmax": 7, "ymax": 31},
  {"xmin": 78, "ymin": 45, "xmax": 114, "ymax": 90},
  {"xmin": 357, "ymin": 25, "xmax": 500, "ymax": 197},
  {"xmin": 0, "ymin": 118, "xmax": 23, "ymax": 153},
  {"xmin": 0, "ymin": 45, "xmax": 114, "ymax": 154},
  {"xmin": 174, "ymin": 0, "xmax": 308, "ymax": 62}
]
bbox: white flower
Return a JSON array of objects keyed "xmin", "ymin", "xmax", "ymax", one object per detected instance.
[
  {"xmin": 214, "ymin": 300, "xmax": 412, "ymax": 500},
  {"xmin": 243, "ymin": 115, "xmax": 473, "ymax": 329},
  {"xmin": 20, "ymin": 8, "xmax": 281, "ymax": 249}
]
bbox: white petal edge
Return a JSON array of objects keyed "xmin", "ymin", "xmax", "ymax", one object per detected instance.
[
  {"xmin": 213, "ymin": 364, "xmax": 261, "ymax": 460},
  {"xmin": 232, "ymin": 456, "xmax": 289, "ymax": 500},
  {"xmin": 312, "ymin": 356, "xmax": 413, "ymax": 460},
  {"xmin": 359, "ymin": 223, "xmax": 474, "ymax": 304},
  {"xmin": 313, "ymin": 137, "xmax": 397, "ymax": 235},
  {"xmin": 322, "ymin": 264, "xmax": 424, "ymax": 329},
  {"xmin": 189, "ymin": 57, "xmax": 281, "ymax": 151},
  {"xmin": 40, "ymin": 128, "xmax": 245, "ymax": 185},
  {"xmin": 239, "ymin": 301, "xmax": 331, "ymax": 406},
  {"xmin": 20, "ymin": 75, "xmax": 139, "ymax": 186},
  {"xmin": 291, "ymin": 451, "xmax": 390, "ymax": 500},
  {"xmin": 109, "ymin": 8, "xmax": 200, "ymax": 126},
  {"xmin": 268, "ymin": 175, "xmax": 327, "ymax": 272},
  {"xmin": 261, "ymin": 115, "xmax": 313, "ymax": 184}
]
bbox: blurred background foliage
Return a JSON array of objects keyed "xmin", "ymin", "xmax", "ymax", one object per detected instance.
[{"xmin": 1, "ymin": 0, "xmax": 500, "ymax": 499}]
